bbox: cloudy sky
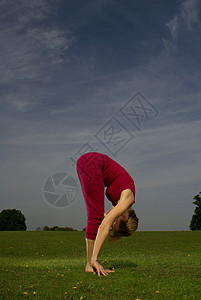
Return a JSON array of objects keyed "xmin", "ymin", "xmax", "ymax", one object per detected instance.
[{"xmin": 0, "ymin": 0, "xmax": 200, "ymax": 231}]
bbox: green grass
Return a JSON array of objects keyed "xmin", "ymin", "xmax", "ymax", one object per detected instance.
[{"xmin": 0, "ymin": 231, "xmax": 201, "ymax": 299}]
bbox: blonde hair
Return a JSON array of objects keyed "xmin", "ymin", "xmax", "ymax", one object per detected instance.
[{"xmin": 109, "ymin": 209, "xmax": 139, "ymax": 243}]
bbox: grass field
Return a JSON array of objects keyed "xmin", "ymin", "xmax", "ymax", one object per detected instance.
[{"xmin": 0, "ymin": 231, "xmax": 201, "ymax": 299}]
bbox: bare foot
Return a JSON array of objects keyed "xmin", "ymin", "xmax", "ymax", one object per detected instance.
[{"xmin": 85, "ymin": 264, "xmax": 96, "ymax": 274}]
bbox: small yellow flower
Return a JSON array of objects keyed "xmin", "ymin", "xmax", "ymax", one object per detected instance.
[
  {"xmin": 23, "ymin": 292, "xmax": 28, "ymax": 295},
  {"xmin": 65, "ymin": 292, "xmax": 67, "ymax": 294},
  {"xmin": 135, "ymin": 298, "xmax": 140, "ymax": 300},
  {"xmin": 112, "ymin": 267, "xmax": 115, "ymax": 270},
  {"xmin": 156, "ymin": 291, "xmax": 160, "ymax": 294},
  {"xmin": 68, "ymin": 269, "xmax": 70, "ymax": 271},
  {"xmin": 72, "ymin": 287, "xmax": 77, "ymax": 289},
  {"xmin": 80, "ymin": 297, "xmax": 83, "ymax": 300},
  {"xmin": 188, "ymin": 254, "xmax": 190, "ymax": 256},
  {"xmin": 25, "ymin": 265, "xmax": 29, "ymax": 268},
  {"xmin": 33, "ymin": 291, "xmax": 36, "ymax": 295}
]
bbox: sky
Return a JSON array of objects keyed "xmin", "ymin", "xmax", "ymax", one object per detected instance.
[{"xmin": 0, "ymin": 0, "xmax": 200, "ymax": 231}]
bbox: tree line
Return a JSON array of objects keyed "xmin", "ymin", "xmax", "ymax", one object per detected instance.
[
  {"xmin": 0, "ymin": 209, "xmax": 80, "ymax": 231},
  {"xmin": 0, "ymin": 192, "xmax": 201, "ymax": 231},
  {"xmin": 40, "ymin": 226, "xmax": 78, "ymax": 231}
]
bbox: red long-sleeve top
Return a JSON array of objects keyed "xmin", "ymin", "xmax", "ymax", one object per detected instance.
[{"xmin": 76, "ymin": 152, "xmax": 135, "ymax": 240}]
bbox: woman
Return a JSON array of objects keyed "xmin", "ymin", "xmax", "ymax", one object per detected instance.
[{"xmin": 76, "ymin": 152, "xmax": 139, "ymax": 277}]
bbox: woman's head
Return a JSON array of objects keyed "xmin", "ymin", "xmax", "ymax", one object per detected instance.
[{"xmin": 109, "ymin": 209, "xmax": 139, "ymax": 242}]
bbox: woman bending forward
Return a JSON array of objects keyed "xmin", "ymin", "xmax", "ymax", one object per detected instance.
[{"xmin": 76, "ymin": 152, "xmax": 139, "ymax": 277}]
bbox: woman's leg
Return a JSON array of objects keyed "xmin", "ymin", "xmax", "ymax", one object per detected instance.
[
  {"xmin": 85, "ymin": 239, "xmax": 95, "ymax": 273},
  {"xmin": 77, "ymin": 158, "xmax": 105, "ymax": 239},
  {"xmin": 76, "ymin": 155, "xmax": 105, "ymax": 269}
]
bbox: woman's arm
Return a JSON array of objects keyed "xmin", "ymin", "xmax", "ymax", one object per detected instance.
[
  {"xmin": 104, "ymin": 206, "xmax": 114, "ymax": 217},
  {"xmin": 85, "ymin": 208, "xmax": 114, "ymax": 272},
  {"xmin": 91, "ymin": 190, "xmax": 133, "ymax": 276}
]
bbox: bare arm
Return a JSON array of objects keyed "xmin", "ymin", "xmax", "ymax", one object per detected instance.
[
  {"xmin": 85, "ymin": 208, "xmax": 113, "ymax": 267},
  {"xmin": 104, "ymin": 206, "xmax": 114, "ymax": 217},
  {"xmin": 91, "ymin": 190, "xmax": 133, "ymax": 276}
]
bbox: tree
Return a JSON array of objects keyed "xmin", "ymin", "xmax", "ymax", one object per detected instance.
[
  {"xmin": 189, "ymin": 192, "xmax": 201, "ymax": 231},
  {"xmin": 43, "ymin": 225, "xmax": 78, "ymax": 231},
  {"xmin": 0, "ymin": 209, "xmax": 27, "ymax": 231},
  {"xmin": 52, "ymin": 226, "xmax": 59, "ymax": 231},
  {"xmin": 43, "ymin": 226, "xmax": 51, "ymax": 231},
  {"xmin": 64, "ymin": 226, "xmax": 75, "ymax": 231}
]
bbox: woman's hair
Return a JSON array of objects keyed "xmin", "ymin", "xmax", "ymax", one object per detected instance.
[{"xmin": 109, "ymin": 209, "xmax": 139, "ymax": 243}]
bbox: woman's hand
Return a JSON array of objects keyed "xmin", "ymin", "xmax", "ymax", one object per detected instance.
[{"xmin": 91, "ymin": 260, "xmax": 115, "ymax": 277}]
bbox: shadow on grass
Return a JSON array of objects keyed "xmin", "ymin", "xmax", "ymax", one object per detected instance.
[{"xmin": 109, "ymin": 259, "xmax": 137, "ymax": 269}]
